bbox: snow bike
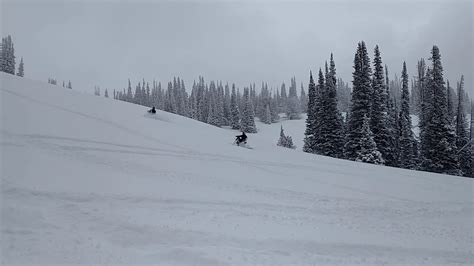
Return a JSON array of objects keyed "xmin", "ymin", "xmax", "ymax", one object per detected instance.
[{"xmin": 234, "ymin": 137, "xmax": 252, "ymax": 149}]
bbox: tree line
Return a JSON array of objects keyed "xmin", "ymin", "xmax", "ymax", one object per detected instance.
[
  {"xmin": 0, "ymin": 35, "xmax": 24, "ymax": 77},
  {"xmin": 303, "ymin": 42, "xmax": 472, "ymax": 177},
  {"xmin": 111, "ymin": 76, "xmax": 314, "ymax": 134}
]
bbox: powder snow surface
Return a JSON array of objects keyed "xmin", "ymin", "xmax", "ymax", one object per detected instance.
[{"xmin": 1, "ymin": 73, "xmax": 472, "ymax": 265}]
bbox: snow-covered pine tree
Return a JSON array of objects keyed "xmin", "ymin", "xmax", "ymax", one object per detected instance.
[
  {"xmin": 1, "ymin": 36, "xmax": 15, "ymax": 74},
  {"xmin": 399, "ymin": 62, "xmax": 416, "ymax": 169},
  {"xmin": 196, "ymin": 77, "xmax": 206, "ymax": 122},
  {"xmin": 414, "ymin": 59, "xmax": 426, "ymax": 116},
  {"xmin": 67, "ymin": 80, "xmax": 72, "ymax": 89},
  {"xmin": 368, "ymin": 46, "xmax": 392, "ymax": 165},
  {"xmin": 300, "ymin": 83, "xmax": 308, "ymax": 114},
  {"xmin": 336, "ymin": 78, "xmax": 351, "ymax": 113},
  {"xmin": 270, "ymin": 91, "xmax": 280, "ymax": 123},
  {"xmin": 356, "ymin": 115, "xmax": 385, "ymax": 164},
  {"xmin": 126, "ymin": 79, "xmax": 133, "ymax": 102},
  {"xmin": 188, "ymin": 83, "xmax": 197, "ymax": 119},
  {"xmin": 141, "ymin": 79, "xmax": 147, "ymax": 105},
  {"xmin": 420, "ymin": 46, "xmax": 460, "ymax": 175},
  {"xmin": 145, "ymin": 82, "xmax": 151, "ymax": 107},
  {"xmin": 250, "ymin": 83, "xmax": 257, "ymax": 114},
  {"xmin": 94, "ymin": 86, "xmax": 100, "ymax": 96},
  {"xmin": 344, "ymin": 41, "xmax": 373, "ymax": 160},
  {"xmin": 217, "ymin": 83, "xmax": 226, "ymax": 126},
  {"xmin": 151, "ymin": 81, "xmax": 158, "ymax": 107},
  {"xmin": 202, "ymin": 84, "xmax": 211, "ymax": 122},
  {"xmin": 157, "ymin": 82, "xmax": 165, "ymax": 110},
  {"xmin": 384, "ymin": 65, "xmax": 400, "ymax": 166},
  {"xmin": 104, "ymin": 89, "xmax": 109, "ymax": 98},
  {"xmin": 207, "ymin": 85, "xmax": 221, "ymax": 127},
  {"xmin": 386, "ymin": 84, "xmax": 400, "ymax": 166},
  {"xmin": 230, "ymin": 84, "xmax": 241, "ymax": 130},
  {"xmin": 0, "ymin": 37, "xmax": 4, "ymax": 72},
  {"xmin": 181, "ymin": 79, "xmax": 189, "ymax": 116},
  {"xmin": 223, "ymin": 84, "xmax": 231, "ymax": 126},
  {"xmin": 164, "ymin": 82, "xmax": 177, "ymax": 113},
  {"xmin": 286, "ymin": 77, "xmax": 301, "ymax": 119},
  {"xmin": 303, "ymin": 71, "xmax": 319, "ymax": 153},
  {"xmin": 279, "ymin": 83, "xmax": 288, "ymax": 114},
  {"xmin": 174, "ymin": 77, "xmax": 186, "ymax": 115},
  {"xmin": 16, "ymin": 57, "xmax": 24, "ymax": 77},
  {"xmin": 318, "ymin": 54, "xmax": 344, "ymax": 158},
  {"xmin": 256, "ymin": 82, "xmax": 267, "ymax": 121},
  {"xmin": 262, "ymin": 104, "xmax": 272, "ymax": 124},
  {"xmin": 455, "ymin": 75, "xmax": 472, "ymax": 177},
  {"xmin": 134, "ymin": 83, "xmax": 142, "ymax": 104},
  {"xmin": 277, "ymin": 125, "xmax": 296, "ymax": 149},
  {"xmin": 240, "ymin": 88, "xmax": 257, "ymax": 133},
  {"xmin": 236, "ymin": 88, "xmax": 243, "ymax": 115},
  {"xmin": 446, "ymin": 80, "xmax": 456, "ymax": 122}
]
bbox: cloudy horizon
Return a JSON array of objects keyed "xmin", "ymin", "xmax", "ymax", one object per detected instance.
[{"xmin": 2, "ymin": 0, "xmax": 472, "ymax": 96}]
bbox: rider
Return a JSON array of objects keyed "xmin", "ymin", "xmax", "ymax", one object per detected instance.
[
  {"xmin": 148, "ymin": 106, "xmax": 156, "ymax": 114},
  {"xmin": 235, "ymin": 131, "xmax": 247, "ymax": 145}
]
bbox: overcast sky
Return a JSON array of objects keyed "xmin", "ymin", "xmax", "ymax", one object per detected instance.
[{"xmin": 2, "ymin": 0, "xmax": 472, "ymax": 96}]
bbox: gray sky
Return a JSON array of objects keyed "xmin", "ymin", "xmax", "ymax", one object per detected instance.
[{"xmin": 2, "ymin": 0, "xmax": 472, "ymax": 96}]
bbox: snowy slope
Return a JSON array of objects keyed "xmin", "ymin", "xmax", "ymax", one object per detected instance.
[{"xmin": 1, "ymin": 73, "xmax": 472, "ymax": 265}]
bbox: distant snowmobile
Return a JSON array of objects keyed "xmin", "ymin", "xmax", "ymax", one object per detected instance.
[
  {"xmin": 234, "ymin": 132, "xmax": 252, "ymax": 149},
  {"xmin": 235, "ymin": 132, "xmax": 247, "ymax": 145},
  {"xmin": 148, "ymin": 106, "xmax": 156, "ymax": 114}
]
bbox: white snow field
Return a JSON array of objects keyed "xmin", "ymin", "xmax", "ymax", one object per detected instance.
[{"xmin": 1, "ymin": 73, "xmax": 473, "ymax": 265}]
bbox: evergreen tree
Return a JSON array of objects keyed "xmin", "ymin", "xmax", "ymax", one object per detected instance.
[
  {"xmin": 399, "ymin": 62, "xmax": 416, "ymax": 169},
  {"xmin": 48, "ymin": 78, "xmax": 57, "ymax": 85},
  {"xmin": 387, "ymin": 96, "xmax": 400, "ymax": 166},
  {"xmin": 230, "ymin": 84, "xmax": 240, "ymax": 130},
  {"xmin": 277, "ymin": 125, "xmax": 296, "ymax": 149},
  {"xmin": 356, "ymin": 115, "xmax": 385, "ymax": 164},
  {"xmin": 344, "ymin": 41, "xmax": 373, "ymax": 160},
  {"xmin": 240, "ymin": 88, "xmax": 257, "ymax": 133},
  {"xmin": 385, "ymin": 65, "xmax": 400, "ymax": 166},
  {"xmin": 420, "ymin": 46, "xmax": 460, "ymax": 175},
  {"xmin": 270, "ymin": 91, "xmax": 280, "ymax": 123},
  {"xmin": 303, "ymin": 70, "xmax": 322, "ymax": 153},
  {"xmin": 286, "ymin": 77, "xmax": 301, "ymax": 119},
  {"xmin": 16, "ymin": 57, "xmax": 24, "ymax": 77},
  {"xmin": 262, "ymin": 104, "xmax": 272, "ymax": 124},
  {"xmin": 446, "ymin": 80, "xmax": 456, "ymax": 121},
  {"xmin": 207, "ymin": 85, "xmax": 221, "ymax": 126},
  {"xmin": 414, "ymin": 59, "xmax": 426, "ymax": 116},
  {"xmin": 369, "ymin": 45, "xmax": 392, "ymax": 164},
  {"xmin": 67, "ymin": 80, "xmax": 72, "ymax": 89},
  {"xmin": 127, "ymin": 79, "xmax": 133, "ymax": 102},
  {"xmin": 455, "ymin": 75, "xmax": 472, "ymax": 177},
  {"xmin": 0, "ymin": 37, "xmax": 4, "ymax": 72},
  {"xmin": 217, "ymin": 83, "xmax": 226, "ymax": 125},
  {"xmin": 164, "ymin": 82, "xmax": 177, "ymax": 113},
  {"xmin": 279, "ymin": 82, "xmax": 287, "ymax": 114},
  {"xmin": 336, "ymin": 78, "xmax": 351, "ymax": 113},
  {"xmin": 1, "ymin": 35, "xmax": 15, "ymax": 74},
  {"xmin": 223, "ymin": 84, "xmax": 231, "ymax": 126},
  {"xmin": 196, "ymin": 77, "xmax": 206, "ymax": 122},
  {"xmin": 104, "ymin": 89, "xmax": 109, "ymax": 98},
  {"xmin": 318, "ymin": 54, "xmax": 344, "ymax": 158},
  {"xmin": 300, "ymin": 83, "xmax": 308, "ymax": 113}
]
